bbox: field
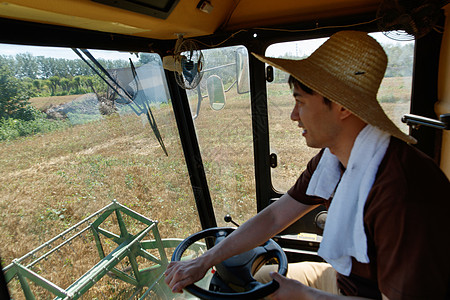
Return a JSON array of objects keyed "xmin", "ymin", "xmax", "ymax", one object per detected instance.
[
  {"xmin": 29, "ymin": 95, "xmax": 81, "ymax": 110},
  {"xmin": 0, "ymin": 78, "xmax": 411, "ymax": 298},
  {"xmin": 1, "ymin": 100, "xmax": 198, "ymax": 298}
]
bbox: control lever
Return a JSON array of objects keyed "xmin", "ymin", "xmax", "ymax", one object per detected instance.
[
  {"xmin": 402, "ymin": 113, "xmax": 450, "ymax": 130},
  {"xmin": 224, "ymin": 214, "xmax": 240, "ymax": 227}
]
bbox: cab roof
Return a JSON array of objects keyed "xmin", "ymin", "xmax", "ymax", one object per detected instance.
[{"xmin": 0, "ymin": 0, "xmax": 382, "ymax": 40}]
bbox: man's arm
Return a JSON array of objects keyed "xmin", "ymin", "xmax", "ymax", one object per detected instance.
[{"xmin": 164, "ymin": 193, "xmax": 317, "ymax": 293}]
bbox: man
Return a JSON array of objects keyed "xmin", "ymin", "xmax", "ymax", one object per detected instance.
[{"xmin": 165, "ymin": 31, "xmax": 450, "ymax": 299}]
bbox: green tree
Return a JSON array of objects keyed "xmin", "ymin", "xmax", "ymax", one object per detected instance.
[
  {"xmin": 48, "ymin": 76, "xmax": 60, "ymax": 96},
  {"xmin": 32, "ymin": 79, "xmax": 41, "ymax": 91},
  {"xmin": 15, "ymin": 53, "xmax": 39, "ymax": 79},
  {"xmin": 37, "ymin": 56, "xmax": 55, "ymax": 78},
  {"xmin": 72, "ymin": 76, "xmax": 82, "ymax": 93},
  {"xmin": 60, "ymin": 77, "xmax": 71, "ymax": 94},
  {"xmin": 85, "ymin": 76, "xmax": 94, "ymax": 91},
  {"xmin": 0, "ymin": 63, "xmax": 31, "ymax": 119}
]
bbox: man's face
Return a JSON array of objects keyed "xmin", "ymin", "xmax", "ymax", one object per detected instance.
[{"xmin": 290, "ymin": 84, "xmax": 341, "ymax": 149}]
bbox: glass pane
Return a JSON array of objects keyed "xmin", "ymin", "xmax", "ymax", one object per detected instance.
[
  {"xmin": 266, "ymin": 33, "xmax": 414, "ymax": 193},
  {"xmin": 186, "ymin": 46, "xmax": 256, "ymax": 226},
  {"xmin": 0, "ymin": 45, "xmax": 199, "ymax": 298}
]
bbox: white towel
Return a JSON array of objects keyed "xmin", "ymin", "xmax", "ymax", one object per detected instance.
[{"xmin": 306, "ymin": 125, "xmax": 390, "ymax": 275}]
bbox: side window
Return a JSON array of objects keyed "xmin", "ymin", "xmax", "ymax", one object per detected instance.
[
  {"xmin": 186, "ymin": 46, "xmax": 255, "ymax": 226},
  {"xmin": 266, "ymin": 33, "xmax": 414, "ymax": 193}
]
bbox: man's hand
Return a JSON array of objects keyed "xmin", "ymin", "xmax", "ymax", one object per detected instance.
[
  {"xmin": 268, "ymin": 271, "xmax": 311, "ymax": 299},
  {"xmin": 164, "ymin": 258, "xmax": 209, "ymax": 293}
]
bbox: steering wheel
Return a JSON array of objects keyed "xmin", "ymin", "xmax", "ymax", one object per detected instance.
[{"xmin": 171, "ymin": 227, "xmax": 288, "ymax": 299}]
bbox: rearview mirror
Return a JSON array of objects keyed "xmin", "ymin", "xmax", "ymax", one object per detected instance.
[{"xmin": 207, "ymin": 75, "xmax": 226, "ymax": 111}]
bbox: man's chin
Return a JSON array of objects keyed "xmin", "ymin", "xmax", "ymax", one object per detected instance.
[{"xmin": 305, "ymin": 139, "xmax": 321, "ymax": 149}]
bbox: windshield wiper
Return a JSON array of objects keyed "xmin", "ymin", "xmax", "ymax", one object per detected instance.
[
  {"xmin": 129, "ymin": 58, "xmax": 168, "ymax": 156},
  {"xmin": 72, "ymin": 48, "xmax": 168, "ymax": 156}
]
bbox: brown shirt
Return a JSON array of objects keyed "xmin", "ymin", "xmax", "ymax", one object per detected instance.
[{"xmin": 288, "ymin": 137, "xmax": 450, "ymax": 299}]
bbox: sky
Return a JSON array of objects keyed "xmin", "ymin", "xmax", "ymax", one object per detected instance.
[{"xmin": 0, "ymin": 44, "xmax": 137, "ymax": 60}]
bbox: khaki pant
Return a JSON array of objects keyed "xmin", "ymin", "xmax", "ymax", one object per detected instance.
[{"xmin": 254, "ymin": 262, "xmax": 340, "ymax": 295}]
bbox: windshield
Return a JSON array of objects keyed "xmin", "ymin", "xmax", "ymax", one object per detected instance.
[
  {"xmin": 187, "ymin": 45, "xmax": 256, "ymax": 227},
  {"xmin": 0, "ymin": 45, "xmax": 201, "ymax": 298}
]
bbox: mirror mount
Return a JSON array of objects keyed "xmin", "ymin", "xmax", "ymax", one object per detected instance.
[{"xmin": 236, "ymin": 47, "xmax": 250, "ymax": 94}]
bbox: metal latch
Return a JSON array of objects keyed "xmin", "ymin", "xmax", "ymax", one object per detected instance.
[{"xmin": 270, "ymin": 153, "xmax": 278, "ymax": 168}]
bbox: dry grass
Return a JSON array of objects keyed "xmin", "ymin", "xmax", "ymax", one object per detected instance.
[
  {"xmin": 0, "ymin": 78, "xmax": 411, "ymax": 298},
  {"xmin": 29, "ymin": 95, "xmax": 82, "ymax": 110},
  {"xmin": 0, "ymin": 108, "xmax": 199, "ymax": 298},
  {"xmin": 187, "ymin": 89, "xmax": 257, "ymax": 223}
]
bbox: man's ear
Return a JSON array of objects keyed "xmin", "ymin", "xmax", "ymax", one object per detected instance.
[{"xmin": 338, "ymin": 106, "xmax": 353, "ymax": 120}]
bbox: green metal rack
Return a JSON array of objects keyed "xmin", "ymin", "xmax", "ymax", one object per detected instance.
[{"xmin": 2, "ymin": 200, "xmax": 204, "ymax": 299}]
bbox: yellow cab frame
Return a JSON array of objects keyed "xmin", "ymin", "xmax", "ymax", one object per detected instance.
[{"xmin": 0, "ymin": 0, "xmax": 449, "ymax": 297}]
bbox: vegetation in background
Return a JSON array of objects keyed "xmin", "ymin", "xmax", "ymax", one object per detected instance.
[
  {"xmin": 0, "ymin": 53, "xmax": 164, "ymax": 141},
  {"xmin": 0, "ymin": 53, "xmax": 160, "ymax": 97}
]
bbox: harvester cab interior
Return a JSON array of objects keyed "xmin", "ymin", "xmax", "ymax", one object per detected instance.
[{"xmin": 0, "ymin": 0, "xmax": 449, "ymax": 299}]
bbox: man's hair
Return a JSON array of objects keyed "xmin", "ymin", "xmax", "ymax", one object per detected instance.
[{"xmin": 288, "ymin": 75, "xmax": 332, "ymax": 107}]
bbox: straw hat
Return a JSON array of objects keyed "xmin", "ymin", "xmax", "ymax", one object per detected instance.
[{"xmin": 253, "ymin": 30, "xmax": 417, "ymax": 144}]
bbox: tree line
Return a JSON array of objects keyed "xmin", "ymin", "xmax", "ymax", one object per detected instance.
[
  {"xmin": 0, "ymin": 52, "xmax": 160, "ymax": 140},
  {"xmin": 0, "ymin": 53, "xmax": 162, "ymax": 98}
]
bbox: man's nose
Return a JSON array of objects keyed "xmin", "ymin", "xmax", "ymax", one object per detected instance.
[{"xmin": 290, "ymin": 104, "xmax": 299, "ymax": 121}]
